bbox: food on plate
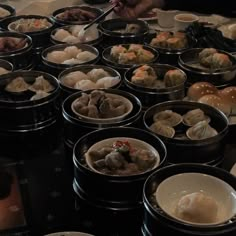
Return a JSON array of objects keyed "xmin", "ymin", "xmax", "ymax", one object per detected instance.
[
  {"xmin": 186, "ymin": 120, "xmax": 218, "ymax": 140},
  {"xmin": 110, "ymin": 44, "xmax": 155, "ymax": 64},
  {"xmin": 150, "ymin": 31, "xmax": 188, "ymax": 49},
  {"xmin": 175, "ymin": 192, "xmax": 219, "ymax": 223},
  {"xmin": 52, "ymin": 24, "xmax": 99, "ymax": 43},
  {"xmin": 28, "ymin": 76, "xmax": 54, "ymax": 93},
  {"xmin": 0, "ymin": 67, "xmax": 10, "ymax": 75},
  {"xmin": 71, "ymin": 90, "xmax": 130, "ymax": 119},
  {"xmin": 187, "ymin": 82, "xmax": 218, "ymax": 101},
  {"xmin": 150, "ymin": 121, "xmax": 175, "ymax": 138},
  {"xmin": 199, "ymin": 48, "xmax": 232, "ymax": 69},
  {"xmin": 5, "ymin": 77, "xmax": 29, "ymax": 93},
  {"xmin": 46, "ymin": 45, "xmax": 96, "ymax": 64},
  {"xmin": 56, "ymin": 8, "xmax": 97, "ymax": 22},
  {"xmin": 130, "ymin": 65, "xmax": 185, "ymax": 88},
  {"xmin": 153, "ymin": 110, "xmax": 182, "ymax": 127},
  {"xmin": 0, "ymin": 7, "xmax": 10, "ymax": 18},
  {"xmin": 183, "ymin": 109, "xmax": 210, "ymax": 126},
  {"xmin": 163, "ymin": 69, "xmax": 186, "ymax": 87},
  {"xmin": 112, "ymin": 23, "xmax": 141, "ymax": 34},
  {"xmin": 30, "ymin": 90, "xmax": 50, "ymax": 101},
  {"xmin": 8, "ymin": 18, "xmax": 52, "ymax": 33},
  {"xmin": 0, "ymin": 37, "xmax": 27, "ymax": 52},
  {"xmin": 61, "ymin": 68, "xmax": 120, "ymax": 90},
  {"xmin": 86, "ymin": 138, "xmax": 158, "ymax": 175}
]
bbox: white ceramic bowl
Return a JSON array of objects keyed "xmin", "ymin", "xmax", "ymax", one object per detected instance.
[
  {"xmin": 85, "ymin": 137, "xmax": 160, "ymax": 175},
  {"xmin": 44, "ymin": 232, "xmax": 94, "ymax": 236},
  {"xmin": 71, "ymin": 93, "xmax": 133, "ymax": 124},
  {"xmin": 155, "ymin": 172, "xmax": 236, "ymax": 226}
]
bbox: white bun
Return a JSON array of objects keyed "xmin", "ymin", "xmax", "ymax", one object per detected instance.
[
  {"xmin": 187, "ymin": 82, "xmax": 218, "ymax": 101},
  {"xmin": 218, "ymin": 86, "xmax": 236, "ymax": 115},
  {"xmin": 198, "ymin": 94, "xmax": 231, "ymax": 116}
]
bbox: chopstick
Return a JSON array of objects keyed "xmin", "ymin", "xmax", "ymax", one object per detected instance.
[{"xmin": 82, "ymin": 3, "xmax": 118, "ymax": 32}]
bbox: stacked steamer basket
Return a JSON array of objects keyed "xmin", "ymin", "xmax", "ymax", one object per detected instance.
[
  {"xmin": 0, "ymin": 70, "xmax": 61, "ymax": 157},
  {"xmin": 0, "ymin": 4, "xmax": 16, "ymax": 21},
  {"xmin": 143, "ymin": 101, "xmax": 228, "ymax": 166},
  {"xmin": 62, "ymin": 88, "xmax": 142, "ymax": 171},
  {"xmin": 0, "ymin": 15, "xmax": 55, "ymax": 68},
  {"xmin": 0, "ymin": 31, "xmax": 33, "ymax": 70},
  {"xmin": 73, "ymin": 127, "xmax": 167, "ymax": 236},
  {"xmin": 142, "ymin": 164, "xmax": 236, "ymax": 236}
]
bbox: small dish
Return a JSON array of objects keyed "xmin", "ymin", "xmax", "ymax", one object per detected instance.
[
  {"xmin": 85, "ymin": 137, "xmax": 160, "ymax": 176},
  {"xmin": 71, "ymin": 91, "xmax": 133, "ymax": 124},
  {"xmin": 155, "ymin": 172, "xmax": 236, "ymax": 226}
]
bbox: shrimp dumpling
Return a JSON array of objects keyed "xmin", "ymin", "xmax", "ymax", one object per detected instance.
[
  {"xmin": 46, "ymin": 50, "xmax": 71, "ymax": 63},
  {"xmin": 62, "ymin": 71, "xmax": 89, "ymax": 88},
  {"xmin": 96, "ymin": 76, "xmax": 120, "ymax": 88},
  {"xmin": 64, "ymin": 46, "xmax": 82, "ymax": 58},
  {"xmin": 74, "ymin": 80, "xmax": 98, "ymax": 90},
  {"xmin": 87, "ymin": 68, "xmax": 110, "ymax": 82},
  {"xmin": 53, "ymin": 29, "xmax": 71, "ymax": 41},
  {"xmin": 76, "ymin": 51, "xmax": 96, "ymax": 63},
  {"xmin": 175, "ymin": 192, "xmax": 219, "ymax": 224}
]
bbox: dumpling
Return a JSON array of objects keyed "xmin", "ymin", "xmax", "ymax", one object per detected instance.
[
  {"xmin": 29, "ymin": 76, "xmax": 54, "ymax": 92},
  {"xmin": 118, "ymin": 52, "xmax": 137, "ymax": 64},
  {"xmin": 30, "ymin": 90, "xmax": 50, "ymax": 101},
  {"xmin": 76, "ymin": 51, "xmax": 96, "ymax": 63},
  {"xmin": 136, "ymin": 48, "xmax": 155, "ymax": 63},
  {"xmin": 46, "ymin": 50, "xmax": 71, "ymax": 63},
  {"xmin": 64, "ymin": 46, "xmax": 82, "ymax": 58},
  {"xmin": 63, "ymin": 35, "xmax": 78, "ymax": 43},
  {"xmin": 183, "ymin": 109, "xmax": 210, "ymax": 126},
  {"xmin": 0, "ymin": 67, "xmax": 9, "ymax": 75},
  {"xmin": 199, "ymin": 48, "xmax": 217, "ymax": 68},
  {"xmin": 53, "ymin": 29, "xmax": 71, "ymax": 41},
  {"xmin": 153, "ymin": 110, "xmax": 182, "ymax": 127},
  {"xmin": 175, "ymin": 192, "xmax": 218, "ymax": 224},
  {"xmin": 0, "ymin": 7, "xmax": 10, "ymax": 18},
  {"xmin": 62, "ymin": 71, "xmax": 89, "ymax": 88},
  {"xmin": 110, "ymin": 45, "xmax": 127, "ymax": 59},
  {"xmin": 150, "ymin": 121, "xmax": 175, "ymax": 138},
  {"xmin": 166, "ymin": 37, "xmax": 186, "ymax": 49},
  {"xmin": 211, "ymin": 53, "xmax": 232, "ymax": 69},
  {"xmin": 131, "ymin": 65, "xmax": 157, "ymax": 87},
  {"xmin": 87, "ymin": 68, "xmax": 110, "ymax": 82},
  {"xmin": 96, "ymin": 76, "xmax": 120, "ymax": 88},
  {"xmin": 5, "ymin": 77, "xmax": 29, "ymax": 93},
  {"xmin": 124, "ymin": 23, "xmax": 140, "ymax": 34},
  {"xmin": 74, "ymin": 79, "xmax": 98, "ymax": 90},
  {"xmin": 62, "ymin": 58, "xmax": 81, "ymax": 64},
  {"xmin": 127, "ymin": 44, "xmax": 143, "ymax": 53},
  {"xmin": 164, "ymin": 69, "xmax": 186, "ymax": 87},
  {"xmin": 186, "ymin": 120, "xmax": 218, "ymax": 140}
]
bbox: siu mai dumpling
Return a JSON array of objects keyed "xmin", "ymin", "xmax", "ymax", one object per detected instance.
[
  {"xmin": 5, "ymin": 77, "xmax": 29, "ymax": 93},
  {"xmin": 211, "ymin": 53, "xmax": 232, "ymax": 69},
  {"xmin": 118, "ymin": 52, "xmax": 137, "ymax": 64},
  {"xmin": 199, "ymin": 48, "xmax": 217, "ymax": 68},
  {"xmin": 175, "ymin": 192, "xmax": 218, "ymax": 224},
  {"xmin": 166, "ymin": 37, "xmax": 186, "ymax": 49},
  {"xmin": 110, "ymin": 45, "xmax": 127, "ymax": 59},
  {"xmin": 137, "ymin": 48, "xmax": 155, "ymax": 63},
  {"xmin": 29, "ymin": 76, "xmax": 54, "ymax": 92}
]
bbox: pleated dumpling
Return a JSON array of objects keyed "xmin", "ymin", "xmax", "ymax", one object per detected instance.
[
  {"xmin": 5, "ymin": 77, "xmax": 29, "ymax": 93},
  {"xmin": 29, "ymin": 76, "xmax": 54, "ymax": 92},
  {"xmin": 153, "ymin": 110, "xmax": 182, "ymax": 127},
  {"xmin": 183, "ymin": 109, "xmax": 210, "ymax": 126},
  {"xmin": 150, "ymin": 121, "xmax": 175, "ymax": 138},
  {"xmin": 186, "ymin": 120, "xmax": 218, "ymax": 140},
  {"xmin": 30, "ymin": 90, "xmax": 50, "ymax": 101},
  {"xmin": 164, "ymin": 69, "xmax": 186, "ymax": 87},
  {"xmin": 87, "ymin": 68, "xmax": 110, "ymax": 82},
  {"xmin": 62, "ymin": 71, "xmax": 89, "ymax": 88}
]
